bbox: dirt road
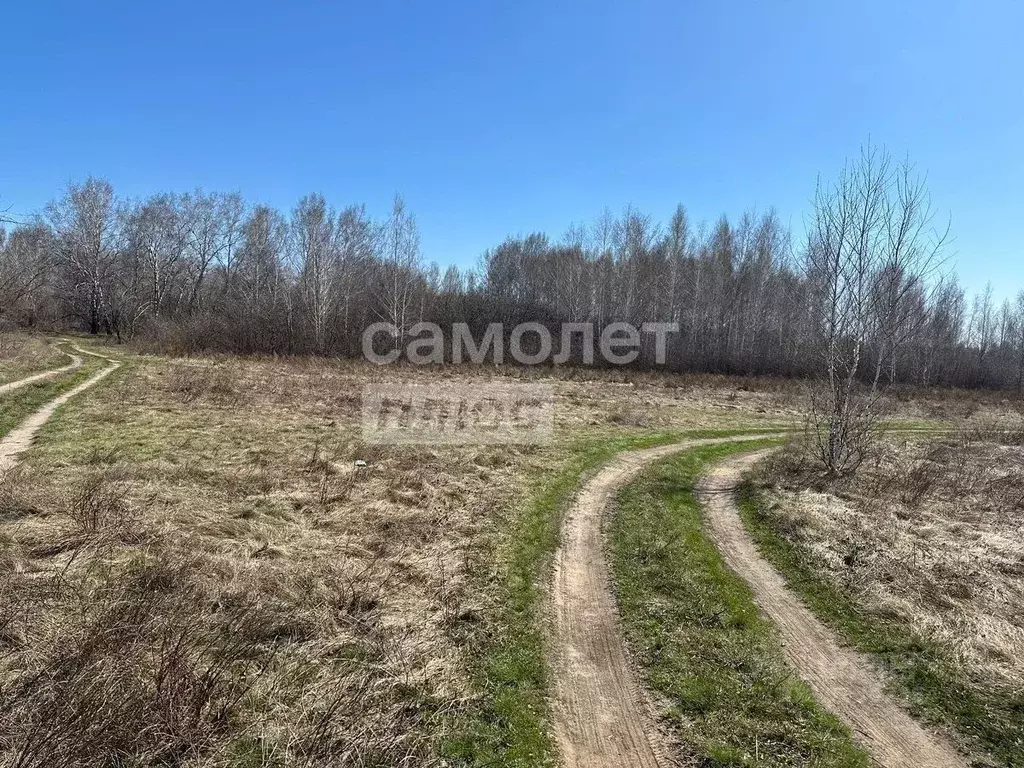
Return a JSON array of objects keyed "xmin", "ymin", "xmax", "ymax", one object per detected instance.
[
  {"xmin": 0, "ymin": 347, "xmax": 120, "ymax": 472},
  {"xmin": 550, "ymin": 436, "xmax": 772, "ymax": 768},
  {"xmin": 0, "ymin": 342, "xmax": 82, "ymax": 396},
  {"xmin": 550, "ymin": 437, "xmax": 968, "ymax": 768},
  {"xmin": 697, "ymin": 449, "xmax": 967, "ymax": 768}
]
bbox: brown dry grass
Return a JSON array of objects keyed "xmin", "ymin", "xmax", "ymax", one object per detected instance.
[
  {"xmin": 757, "ymin": 428, "xmax": 1024, "ymax": 696},
  {"xmin": 1, "ymin": 358, "xmax": 536, "ymax": 766},
  {"xmin": 0, "ymin": 349, "xmax": 801, "ymax": 765},
  {"xmin": 9, "ymin": 340, "xmax": 1005, "ymax": 765},
  {"xmin": 0, "ymin": 333, "xmax": 66, "ymax": 386}
]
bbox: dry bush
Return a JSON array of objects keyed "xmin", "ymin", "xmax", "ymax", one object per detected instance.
[
  {"xmin": 65, "ymin": 470, "xmax": 140, "ymax": 535},
  {"xmin": 756, "ymin": 440, "xmax": 817, "ymax": 485}
]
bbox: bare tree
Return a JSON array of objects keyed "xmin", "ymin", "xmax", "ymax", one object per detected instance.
[
  {"xmin": 7, "ymin": 173, "xmax": 1020, "ymax": 395},
  {"xmin": 0, "ymin": 224, "xmax": 53, "ymax": 325},
  {"xmin": 290, "ymin": 194, "xmax": 338, "ymax": 354},
  {"xmin": 334, "ymin": 204, "xmax": 376, "ymax": 351},
  {"xmin": 45, "ymin": 178, "xmax": 123, "ymax": 335},
  {"xmin": 376, "ymin": 194, "xmax": 421, "ymax": 346},
  {"xmin": 805, "ymin": 145, "xmax": 948, "ymax": 477},
  {"xmin": 1014, "ymin": 290, "xmax": 1024, "ymax": 395},
  {"xmin": 968, "ymin": 282, "xmax": 996, "ymax": 383}
]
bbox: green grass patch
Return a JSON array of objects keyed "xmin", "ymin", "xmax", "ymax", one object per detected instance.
[
  {"xmin": 443, "ymin": 427, "xmax": 793, "ymax": 767},
  {"xmin": 0, "ymin": 356, "xmax": 109, "ymax": 438},
  {"xmin": 738, "ymin": 482, "xmax": 1020, "ymax": 767},
  {"xmin": 609, "ymin": 441, "xmax": 870, "ymax": 767}
]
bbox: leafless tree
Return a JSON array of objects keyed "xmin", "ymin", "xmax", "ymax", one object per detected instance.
[
  {"xmin": 376, "ymin": 194, "xmax": 421, "ymax": 346},
  {"xmin": 290, "ymin": 194, "xmax": 338, "ymax": 354},
  {"xmin": 0, "ymin": 224, "xmax": 53, "ymax": 325},
  {"xmin": 805, "ymin": 145, "xmax": 949, "ymax": 477},
  {"xmin": 45, "ymin": 178, "xmax": 123, "ymax": 335},
  {"xmin": 7, "ymin": 168, "xmax": 1023, "ymax": 395}
]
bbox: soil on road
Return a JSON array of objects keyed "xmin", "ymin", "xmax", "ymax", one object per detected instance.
[
  {"xmin": 550, "ymin": 436, "xmax": 770, "ymax": 768},
  {"xmin": 550, "ymin": 438, "xmax": 967, "ymax": 768},
  {"xmin": 697, "ymin": 449, "xmax": 967, "ymax": 768}
]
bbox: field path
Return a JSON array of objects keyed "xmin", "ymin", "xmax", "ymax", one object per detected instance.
[
  {"xmin": 0, "ymin": 341, "xmax": 82, "ymax": 396},
  {"xmin": 0, "ymin": 346, "xmax": 120, "ymax": 472},
  {"xmin": 697, "ymin": 448, "xmax": 967, "ymax": 768},
  {"xmin": 550, "ymin": 435, "xmax": 773, "ymax": 768}
]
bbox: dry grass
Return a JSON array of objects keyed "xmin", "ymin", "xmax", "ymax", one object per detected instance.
[
  {"xmin": 2, "ymin": 350, "xmax": 801, "ymax": 765},
  {"xmin": 6, "ymin": 340, "xmax": 993, "ymax": 765},
  {"xmin": 0, "ymin": 333, "xmax": 66, "ymax": 386},
  {"xmin": 2, "ymin": 356, "xmax": 545, "ymax": 765},
  {"xmin": 757, "ymin": 430, "xmax": 1024, "ymax": 699}
]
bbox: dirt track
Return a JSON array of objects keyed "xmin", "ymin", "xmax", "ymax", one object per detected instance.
[
  {"xmin": 550, "ymin": 436, "xmax": 771, "ymax": 768},
  {"xmin": 0, "ymin": 347, "xmax": 120, "ymax": 472},
  {"xmin": 697, "ymin": 449, "xmax": 967, "ymax": 768},
  {"xmin": 0, "ymin": 342, "xmax": 82, "ymax": 396},
  {"xmin": 550, "ymin": 438, "xmax": 968, "ymax": 768}
]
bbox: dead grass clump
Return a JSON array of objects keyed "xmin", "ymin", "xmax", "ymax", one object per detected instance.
[
  {"xmin": 607, "ymin": 405, "xmax": 655, "ymax": 428},
  {"xmin": 65, "ymin": 470, "xmax": 140, "ymax": 536},
  {"xmin": 166, "ymin": 361, "xmax": 247, "ymax": 406},
  {"xmin": 754, "ymin": 439, "xmax": 825, "ymax": 491},
  {"xmin": 0, "ymin": 469, "xmax": 41, "ymax": 521},
  {"xmin": 0, "ymin": 554, "xmax": 272, "ymax": 768},
  {"xmin": 0, "ymin": 532, "xmax": 445, "ymax": 766}
]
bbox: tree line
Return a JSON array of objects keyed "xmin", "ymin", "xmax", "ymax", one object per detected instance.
[{"xmin": 0, "ymin": 170, "xmax": 1021, "ymax": 392}]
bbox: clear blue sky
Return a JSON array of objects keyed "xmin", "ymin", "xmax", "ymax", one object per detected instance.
[{"xmin": 2, "ymin": 0, "xmax": 1021, "ymax": 298}]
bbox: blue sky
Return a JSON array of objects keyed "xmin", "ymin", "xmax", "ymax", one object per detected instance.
[{"xmin": 2, "ymin": 0, "xmax": 1021, "ymax": 298}]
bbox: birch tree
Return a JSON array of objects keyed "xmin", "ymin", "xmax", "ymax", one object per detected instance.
[
  {"xmin": 376, "ymin": 194, "xmax": 421, "ymax": 346},
  {"xmin": 805, "ymin": 145, "xmax": 948, "ymax": 477},
  {"xmin": 45, "ymin": 178, "xmax": 122, "ymax": 335}
]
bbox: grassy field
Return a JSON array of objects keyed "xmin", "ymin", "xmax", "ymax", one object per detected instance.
[
  {"xmin": 446, "ymin": 427, "xmax": 790, "ymax": 767},
  {"xmin": 0, "ymin": 332, "xmax": 69, "ymax": 386},
  {"xmin": 0, "ymin": 338, "xmax": 798, "ymax": 766},
  {"xmin": 0, "ymin": 354, "xmax": 108, "ymax": 436},
  {"xmin": 1, "ymin": 333, "xmax": 1019, "ymax": 766}
]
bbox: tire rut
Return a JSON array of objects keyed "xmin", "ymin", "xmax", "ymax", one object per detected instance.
[
  {"xmin": 550, "ymin": 435, "xmax": 774, "ymax": 768},
  {"xmin": 0, "ymin": 341, "xmax": 83, "ymax": 396},
  {"xmin": 0, "ymin": 346, "xmax": 120, "ymax": 473},
  {"xmin": 697, "ymin": 448, "xmax": 968, "ymax": 768}
]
